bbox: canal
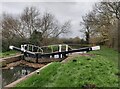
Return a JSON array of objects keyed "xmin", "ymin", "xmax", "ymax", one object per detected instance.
[{"xmin": 2, "ymin": 64, "xmax": 37, "ymax": 87}]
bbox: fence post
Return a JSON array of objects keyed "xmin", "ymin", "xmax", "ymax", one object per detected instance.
[
  {"xmin": 66, "ymin": 45, "xmax": 68, "ymax": 51},
  {"xmin": 59, "ymin": 45, "xmax": 62, "ymax": 58}
]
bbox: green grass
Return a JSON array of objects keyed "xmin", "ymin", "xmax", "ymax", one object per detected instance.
[
  {"xmin": 14, "ymin": 46, "xmax": 119, "ymax": 88},
  {"xmin": 0, "ymin": 50, "xmax": 19, "ymax": 58},
  {"xmin": 89, "ymin": 46, "xmax": 119, "ymax": 65}
]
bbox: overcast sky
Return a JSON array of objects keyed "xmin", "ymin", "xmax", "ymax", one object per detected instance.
[{"xmin": 1, "ymin": 1, "xmax": 99, "ymax": 38}]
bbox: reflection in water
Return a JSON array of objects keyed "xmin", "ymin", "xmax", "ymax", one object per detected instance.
[{"xmin": 2, "ymin": 65, "xmax": 37, "ymax": 87}]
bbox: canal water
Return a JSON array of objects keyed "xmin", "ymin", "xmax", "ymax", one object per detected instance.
[{"xmin": 2, "ymin": 65, "xmax": 37, "ymax": 87}]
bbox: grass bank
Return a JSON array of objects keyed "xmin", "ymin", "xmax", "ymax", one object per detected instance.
[
  {"xmin": 14, "ymin": 46, "xmax": 119, "ymax": 88},
  {"xmin": 0, "ymin": 50, "xmax": 19, "ymax": 58}
]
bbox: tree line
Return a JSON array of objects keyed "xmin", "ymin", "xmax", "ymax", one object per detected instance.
[
  {"xmin": 1, "ymin": 2, "xmax": 120, "ymax": 52},
  {"xmin": 2, "ymin": 7, "xmax": 72, "ymax": 52},
  {"xmin": 80, "ymin": 2, "xmax": 120, "ymax": 52}
]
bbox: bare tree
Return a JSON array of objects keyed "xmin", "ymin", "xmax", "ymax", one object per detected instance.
[
  {"xmin": 40, "ymin": 12, "xmax": 71, "ymax": 38},
  {"xmin": 54, "ymin": 20, "xmax": 71, "ymax": 37},
  {"xmin": 80, "ymin": 1, "xmax": 119, "ymax": 49},
  {"xmin": 94, "ymin": 2, "xmax": 119, "ymax": 49},
  {"xmin": 20, "ymin": 7, "xmax": 40, "ymax": 38},
  {"xmin": 39, "ymin": 12, "xmax": 71, "ymax": 45},
  {"xmin": 80, "ymin": 11, "xmax": 97, "ymax": 44},
  {"xmin": 2, "ymin": 6, "xmax": 71, "ymax": 50},
  {"xmin": 2, "ymin": 13, "xmax": 26, "ymax": 51},
  {"xmin": 40, "ymin": 12, "xmax": 58, "ymax": 38},
  {"xmin": 2, "ymin": 14, "xmax": 24, "ymax": 39}
]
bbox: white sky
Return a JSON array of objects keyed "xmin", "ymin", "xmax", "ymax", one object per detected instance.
[{"xmin": 0, "ymin": 0, "xmax": 100, "ymax": 38}]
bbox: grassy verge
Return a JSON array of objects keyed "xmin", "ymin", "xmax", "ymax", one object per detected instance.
[
  {"xmin": 89, "ymin": 46, "xmax": 119, "ymax": 65},
  {"xmin": 0, "ymin": 50, "xmax": 20, "ymax": 58},
  {"xmin": 14, "ymin": 46, "xmax": 119, "ymax": 88}
]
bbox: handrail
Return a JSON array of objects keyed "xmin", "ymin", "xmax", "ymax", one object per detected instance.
[{"xmin": 22, "ymin": 44, "xmax": 43, "ymax": 54}]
